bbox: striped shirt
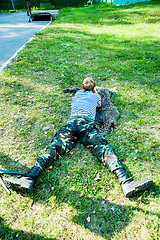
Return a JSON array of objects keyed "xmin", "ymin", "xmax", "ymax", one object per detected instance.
[{"xmin": 71, "ymin": 90, "xmax": 101, "ymax": 120}]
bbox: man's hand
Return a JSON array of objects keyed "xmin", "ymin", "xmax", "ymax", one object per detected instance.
[{"xmin": 92, "ymin": 87, "xmax": 97, "ymax": 93}]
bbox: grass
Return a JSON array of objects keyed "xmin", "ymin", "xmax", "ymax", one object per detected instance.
[{"xmin": 0, "ymin": 1, "xmax": 160, "ymax": 239}]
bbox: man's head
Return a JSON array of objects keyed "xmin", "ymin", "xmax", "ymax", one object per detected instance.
[{"xmin": 82, "ymin": 77, "xmax": 95, "ymax": 91}]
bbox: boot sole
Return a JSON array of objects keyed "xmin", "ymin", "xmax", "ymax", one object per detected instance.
[
  {"xmin": 4, "ymin": 180, "xmax": 33, "ymax": 194},
  {"xmin": 125, "ymin": 180, "xmax": 153, "ymax": 198}
]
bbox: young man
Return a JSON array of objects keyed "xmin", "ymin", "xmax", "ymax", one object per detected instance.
[{"xmin": 5, "ymin": 77, "xmax": 153, "ymax": 198}]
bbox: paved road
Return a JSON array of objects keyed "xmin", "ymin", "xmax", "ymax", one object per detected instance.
[{"xmin": 0, "ymin": 11, "xmax": 59, "ymax": 72}]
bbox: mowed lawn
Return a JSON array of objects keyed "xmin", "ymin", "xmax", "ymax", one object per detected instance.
[{"xmin": 0, "ymin": 1, "xmax": 159, "ymax": 239}]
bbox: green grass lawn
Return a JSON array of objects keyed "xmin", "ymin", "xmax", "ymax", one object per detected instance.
[{"xmin": 0, "ymin": 1, "xmax": 160, "ymax": 239}]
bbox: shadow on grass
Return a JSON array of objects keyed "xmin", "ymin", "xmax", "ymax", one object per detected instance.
[
  {"xmin": 33, "ymin": 184, "xmax": 133, "ymax": 239},
  {"xmin": 33, "ymin": 171, "xmax": 158, "ymax": 239},
  {"xmin": 68, "ymin": 192, "xmax": 131, "ymax": 239},
  {"xmin": 62, "ymin": 1, "xmax": 160, "ymax": 26},
  {"xmin": 0, "ymin": 152, "xmax": 158, "ymax": 239},
  {"xmin": 0, "ymin": 162, "xmax": 133, "ymax": 239},
  {"xmin": 29, "ymin": 166, "xmax": 154, "ymax": 239},
  {"xmin": 0, "ymin": 152, "xmax": 29, "ymax": 173},
  {"xmin": 0, "ymin": 217, "xmax": 55, "ymax": 240},
  {"xmin": 0, "ymin": 1, "xmax": 159, "ymax": 238},
  {"xmin": 4, "ymin": 2, "xmax": 159, "ymax": 91}
]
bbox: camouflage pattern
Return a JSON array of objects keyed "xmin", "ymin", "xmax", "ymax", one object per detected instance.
[{"xmin": 36, "ymin": 115, "xmax": 122, "ymax": 172}]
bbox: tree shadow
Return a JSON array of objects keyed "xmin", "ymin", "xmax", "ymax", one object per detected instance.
[
  {"xmin": 32, "ymin": 180, "xmax": 133, "ymax": 239},
  {"xmin": 1, "ymin": 152, "xmax": 158, "ymax": 239},
  {"xmin": 61, "ymin": 1, "xmax": 160, "ymax": 26},
  {"xmin": 69, "ymin": 192, "xmax": 132, "ymax": 239},
  {"xmin": 0, "ymin": 217, "xmax": 55, "ymax": 240},
  {"xmin": 0, "ymin": 152, "xmax": 29, "ymax": 173},
  {"xmin": 0, "ymin": 152, "xmax": 131, "ymax": 239},
  {"xmin": 30, "ymin": 167, "xmax": 158, "ymax": 238},
  {"xmin": 0, "ymin": 161, "xmax": 133, "ymax": 239},
  {"xmin": 0, "ymin": 1, "xmax": 159, "ymax": 238}
]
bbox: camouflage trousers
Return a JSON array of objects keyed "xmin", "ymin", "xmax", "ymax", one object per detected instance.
[{"xmin": 36, "ymin": 115, "xmax": 122, "ymax": 172}]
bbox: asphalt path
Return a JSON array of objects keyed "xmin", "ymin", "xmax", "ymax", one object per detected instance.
[{"xmin": 0, "ymin": 11, "xmax": 59, "ymax": 72}]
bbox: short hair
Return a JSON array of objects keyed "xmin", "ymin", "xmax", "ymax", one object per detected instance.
[{"xmin": 82, "ymin": 77, "xmax": 95, "ymax": 91}]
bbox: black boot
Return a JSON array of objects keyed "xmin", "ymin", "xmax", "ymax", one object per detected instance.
[
  {"xmin": 114, "ymin": 168, "xmax": 153, "ymax": 198},
  {"xmin": 4, "ymin": 166, "xmax": 42, "ymax": 192}
]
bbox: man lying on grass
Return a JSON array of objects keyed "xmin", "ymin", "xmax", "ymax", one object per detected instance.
[{"xmin": 5, "ymin": 77, "xmax": 153, "ymax": 198}]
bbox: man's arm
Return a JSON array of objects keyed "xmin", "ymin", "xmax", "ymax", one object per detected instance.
[{"xmin": 93, "ymin": 88, "xmax": 102, "ymax": 108}]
